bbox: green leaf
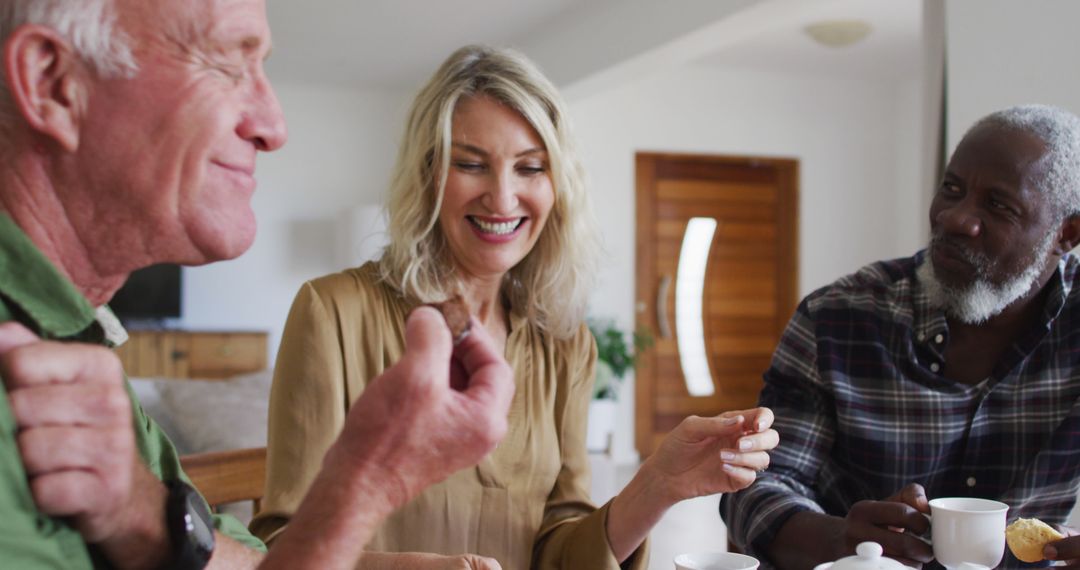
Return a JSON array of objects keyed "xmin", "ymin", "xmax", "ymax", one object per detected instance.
[{"xmin": 588, "ymin": 318, "xmax": 653, "ymax": 400}]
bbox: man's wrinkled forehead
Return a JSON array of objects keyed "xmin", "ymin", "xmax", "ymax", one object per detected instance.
[
  {"xmin": 114, "ymin": 0, "xmax": 270, "ymax": 53},
  {"xmin": 953, "ymin": 125, "xmax": 1051, "ymax": 181}
]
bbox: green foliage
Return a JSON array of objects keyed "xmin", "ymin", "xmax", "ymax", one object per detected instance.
[{"xmin": 588, "ymin": 319, "xmax": 653, "ymax": 400}]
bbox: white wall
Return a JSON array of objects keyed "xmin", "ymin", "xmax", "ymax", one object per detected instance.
[
  {"xmin": 172, "ymin": 64, "xmax": 927, "ymax": 467},
  {"xmin": 913, "ymin": 0, "xmax": 945, "ymax": 246},
  {"xmin": 178, "ymin": 83, "xmax": 408, "ymax": 355},
  {"xmin": 572, "ymin": 64, "xmax": 925, "ymax": 463},
  {"xmin": 946, "ymin": 0, "xmax": 1080, "ymax": 152}
]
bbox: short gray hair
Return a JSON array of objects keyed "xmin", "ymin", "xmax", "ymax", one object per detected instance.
[
  {"xmin": 966, "ymin": 104, "xmax": 1080, "ymax": 219},
  {"xmin": 0, "ymin": 0, "xmax": 136, "ymax": 143}
]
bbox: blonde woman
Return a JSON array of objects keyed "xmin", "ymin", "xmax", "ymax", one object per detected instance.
[{"xmin": 251, "ymin": 45, "xmax": 778, "ymax": 569}]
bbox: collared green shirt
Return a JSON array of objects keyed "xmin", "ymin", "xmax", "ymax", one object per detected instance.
[{"xmin": 0, "ymin": 214, "xmax": 265, "ymax": 568}]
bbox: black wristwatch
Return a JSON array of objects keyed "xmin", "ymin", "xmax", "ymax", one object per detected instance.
[{"xmin": 164, "ymin": 479, "xmax": 215, "ymax": 570}]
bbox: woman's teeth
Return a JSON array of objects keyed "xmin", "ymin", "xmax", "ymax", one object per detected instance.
[{"xmin": 469, "ymin": 217, "xmax": 522, "ymax": 235}]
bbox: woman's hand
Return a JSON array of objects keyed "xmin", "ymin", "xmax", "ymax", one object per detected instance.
[
  {"xmin": 645, "ymin": 408, "xmax": 778, "ymax": 503},
  {"xmin": 605, "ymin": 408, "xmax": 778, "ymax": 562}
]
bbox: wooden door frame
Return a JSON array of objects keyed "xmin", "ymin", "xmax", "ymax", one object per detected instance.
[{"xmin": 634, "ymin": 151, "xmax": 800, "ymax": 457}]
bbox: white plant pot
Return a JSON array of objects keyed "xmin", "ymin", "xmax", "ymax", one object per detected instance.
[{"xmin": 586, "ymin": 399, "xmax": 617, "ymax": 453}]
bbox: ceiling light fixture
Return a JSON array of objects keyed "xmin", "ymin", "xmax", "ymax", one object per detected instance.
[{"xmin": 804, "ymin": 19, "xmax": 873, "ymax": 48}]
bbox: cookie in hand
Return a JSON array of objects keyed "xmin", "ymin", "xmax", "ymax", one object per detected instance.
[
  {"xmin": 430, "ymin": 294, "xmax": 472, "ymax": 344},
  {"xmin": 1005, "ymin": 517, "xmax": 1064, "ymax": 563}
]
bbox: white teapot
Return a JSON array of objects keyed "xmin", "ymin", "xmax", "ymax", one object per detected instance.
[{"xmin": 812, "ymin": 542, "xmax": 916, "ymax": 570}]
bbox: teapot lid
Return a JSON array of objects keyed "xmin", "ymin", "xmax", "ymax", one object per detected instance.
[{"xmin": 824, "ymin": 542, "xmax": 917, "ymax": 570}]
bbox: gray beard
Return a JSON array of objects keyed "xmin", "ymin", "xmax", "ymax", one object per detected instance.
[{"xmin": 917, "ymin": 232, "xmax": 1057, "ymax": 324}]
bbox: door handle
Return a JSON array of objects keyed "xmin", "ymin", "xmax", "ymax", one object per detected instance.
[{"xmin": 657, "ymin": 274, "xmax": 672, "ymax": 339}]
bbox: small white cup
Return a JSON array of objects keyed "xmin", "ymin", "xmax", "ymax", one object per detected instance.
[
  {"xmin": 928, "ymin": 497, "xmax": 1008, "ymax": 569},
  {"xmin": 674, "ymin": 552, "xmax": 760, "ymax": 570}
]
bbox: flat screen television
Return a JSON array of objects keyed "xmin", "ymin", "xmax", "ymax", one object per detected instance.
[{"xmin": 108, "ymin": 264, "xmax": 182, "ymax": 322}]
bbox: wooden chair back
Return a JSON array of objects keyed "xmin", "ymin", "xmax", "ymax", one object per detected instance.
[{"xmin": 180, "ymin": 447, "xmax": 267, "ymax": 514}]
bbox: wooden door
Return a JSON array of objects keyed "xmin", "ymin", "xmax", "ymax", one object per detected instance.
[{"xmin": 635, "ymin": 153, "xmax": 798, "ymax": 456}]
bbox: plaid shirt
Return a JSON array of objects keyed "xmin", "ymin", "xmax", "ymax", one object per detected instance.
[{"xmin": 721, "ymin": 250, "xmax": 1080, "ymax": 569}]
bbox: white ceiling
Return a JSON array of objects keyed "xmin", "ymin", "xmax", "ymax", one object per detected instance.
[
  {"xmin": 695, "ymin": 0, "xmax": 922, "ymax": 81},
  {"xmin": 265, "ymin": 0, "xmax": 924, "ymax": 93},
  {"xmin": 265, "ymin": 0, "xmax": 598, "ymax": 90}
]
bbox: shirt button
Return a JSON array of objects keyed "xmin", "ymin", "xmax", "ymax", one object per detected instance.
[
  {"xmin": 966, "ymin": 476, "xmax": 977, "ymax": 487},
  {"xmin": 917, "ymin": 332, "xmax": 927, "ymax": 342},
  {"xmin": 930, "ymin": 363, "xmax": 941, "ymax": 373},
  {"xmin": 934, "ymin": 334, "xmax": 944, "ymax": 344}
]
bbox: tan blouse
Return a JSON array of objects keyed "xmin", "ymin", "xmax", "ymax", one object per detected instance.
[{"xmin": 250, "ymin": 263, "xmax": 646, "ymax": 569}]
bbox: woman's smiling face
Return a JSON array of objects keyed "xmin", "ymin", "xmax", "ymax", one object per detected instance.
[{"xmin": 437, "ymin": 95, "xmax": 555, "ymax": 280}]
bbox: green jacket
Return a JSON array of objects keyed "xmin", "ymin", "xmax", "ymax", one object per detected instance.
[{"xmin": 0, "ymin": 214, "xmax": 265, "ymax": 568}]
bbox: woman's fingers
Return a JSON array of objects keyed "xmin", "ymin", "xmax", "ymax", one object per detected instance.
[
  {"xmin": 738, "ymin": 406, "xmax": 775, "ymax": 433},
  {"xmin": 676, "ymin": 409, "xmax": 776, "ymax": 443},
  {"xmin": 721, "ymin": 450, "xmax": 770, "ymax": 471},
  {"xmin": 719, "ymin": 463, "xmax": 757, "ymax": 487},
  {"xmin": 738, "ymin": 427, "xmax": 779, "ymax": 452}
]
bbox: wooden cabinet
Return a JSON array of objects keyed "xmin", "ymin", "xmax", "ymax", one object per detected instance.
[{"xmin": 116, "ymin": 330, "xmax": 268, "ymax": 379}]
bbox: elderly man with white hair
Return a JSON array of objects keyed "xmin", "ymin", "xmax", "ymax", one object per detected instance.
[
  {"xmin": 722, "ymin": 104, "xmax": 1080, "ymax": 569},
  {"xmin": 0, "ymin": 1, "xmax": 514, "ymax": 569}
]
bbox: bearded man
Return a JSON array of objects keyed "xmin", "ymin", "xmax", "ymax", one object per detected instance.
[{"xmin": 721, "ymin": 104, "xmax": 1080, "ymax": 570}]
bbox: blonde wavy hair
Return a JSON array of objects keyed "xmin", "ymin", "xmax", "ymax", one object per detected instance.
[{"xmin": 378, "ymin": 44, "xmax": 599, "ymax": 339}]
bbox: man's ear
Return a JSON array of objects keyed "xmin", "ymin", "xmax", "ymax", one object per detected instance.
[
  {"xmin": 2, "ymin": 24, "xmax": 89, "ymax": 152},
  {"xmin": 1056, "ymin": 214, "xmax": 1080, "ymax": 255}
]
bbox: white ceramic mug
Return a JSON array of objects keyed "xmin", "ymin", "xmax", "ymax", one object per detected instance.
[
  {"xmin": 928, "ymin": 497, "xmax": 1008, "ymax": 569},
  {"xmin": 674, "ymin": 552, "xmax": 760, "ymax": 570}
]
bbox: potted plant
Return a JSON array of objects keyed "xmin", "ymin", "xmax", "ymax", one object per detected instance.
[{"xmin": 586, "ymin": 319, "xmax": 651, "ymax": 453}]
